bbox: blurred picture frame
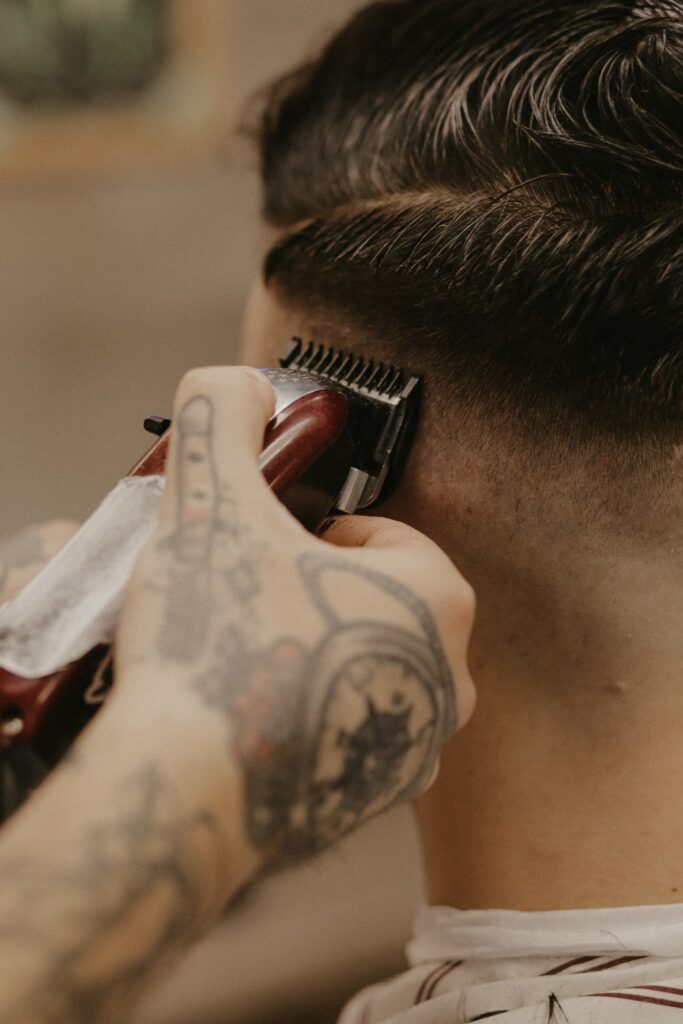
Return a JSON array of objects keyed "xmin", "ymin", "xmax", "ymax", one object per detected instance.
[{"xmin": 0, "ymin": 0, "xmax": 232, "ymax": 182}]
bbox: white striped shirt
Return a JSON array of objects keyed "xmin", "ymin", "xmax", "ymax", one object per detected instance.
[{"xmin": 339, "ymin": 904, "xmax": 683, "ymax": 1022}]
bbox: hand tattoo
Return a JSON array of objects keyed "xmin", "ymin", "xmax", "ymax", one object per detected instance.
[
  {"xmin": 158, "ymin": 396, "xmax": 219, "ymax": 661},
  {"xmin": 0, "ymin": 392, "xmax": 457, "ymax": 1024},
  {"xmin": 158, "ymin": 396, "xmax": 260, "ymax": 660},
  {"xmin": 196, "ymin": 554, "xmax": 455, "ymax": 858},
  {"xmin": 159, "ymin": 394, "xmax": 457, "ymax": 863}
]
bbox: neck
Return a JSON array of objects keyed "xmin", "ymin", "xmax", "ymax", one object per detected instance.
[
  {"xmin": 417, "ymin": 669, "xmax": 683, "ymax": 912},
  {"xmin": 386, "ymin": 470, "xmax": 683, "ymax": 912}
]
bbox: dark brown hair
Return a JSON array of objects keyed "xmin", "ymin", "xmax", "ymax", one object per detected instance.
[{"xmin": 253, "ymin": 0, "xmax": 682, "ymax": 443}]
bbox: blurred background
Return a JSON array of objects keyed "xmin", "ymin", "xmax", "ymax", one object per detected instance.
[{"xmin": 0, "ymin": 2, "xmax": 425, "ymax": 1022}]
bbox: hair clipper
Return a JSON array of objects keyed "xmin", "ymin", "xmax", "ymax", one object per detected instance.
[{"xmin": 0, "ymin": 339, "xmax": 421, "ymax": 821}]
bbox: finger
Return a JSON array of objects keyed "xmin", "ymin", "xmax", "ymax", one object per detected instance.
[
  {"xmin": 159, "ymin": 366, "xmax": 277, "ymax": 540},
  {"xmin": 319, "ymin": 513, "xmax": 434, "ymax": 551}
]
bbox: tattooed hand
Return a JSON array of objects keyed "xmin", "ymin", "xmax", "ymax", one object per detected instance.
[
  {"xmin": 117, "ymin": 366, "xmax": 476, "ymax": 868},
  {"xmin": 0, "ymin": 367, "xmax": 474, "ymax": 1024}
]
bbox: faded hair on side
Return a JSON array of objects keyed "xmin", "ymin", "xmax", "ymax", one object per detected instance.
[{"xmin": 251, "ymin": 0, "xmax": 682, "ymax": 445}]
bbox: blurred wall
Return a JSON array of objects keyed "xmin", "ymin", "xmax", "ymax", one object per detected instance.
[
  {"xmin": 0, "ymin": 0, "xmax": 360, "ymax": 535},
  {"xmin": 0, "ymin": 4, "xmax": 426, "ymax": 1024}
]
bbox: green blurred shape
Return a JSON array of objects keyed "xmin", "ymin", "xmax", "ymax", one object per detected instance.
[{"xmin": 0, "ymin": 0, "xmax": 168, "ymax": 106}]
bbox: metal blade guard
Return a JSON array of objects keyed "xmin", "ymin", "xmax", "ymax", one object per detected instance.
[{"xmin": 280, "ymin": 338, "xmax": 421, "ymax": 514}]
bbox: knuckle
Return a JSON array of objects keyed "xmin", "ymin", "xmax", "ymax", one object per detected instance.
[
  {"xmin": 455, "ymin": 668, "xmax": 477, "ymax": 726},
  {"xmin": 175, "ymin": 366, "xmax": 273, "ymax": 416},
  {"xmin": 372, "ymin": 519, "xmax": 412, "ymax": 546},
  {"xmin": 179, "ymin": 366, "xmax": 214, "ymax": 391},
  {"xmin": 458, "ymin": 577, "xmax": 477, "ymax": 626},
  {"xmin": 235, "ymin": 365, "xmax": 274, "ymax": 408},
  {"xmin": 433, "ymin": 563, "xmax": 476, "ymax": 634},
  {"xmin": 174, "ymin": 366, "xmax": 215, "ymax": 410}
]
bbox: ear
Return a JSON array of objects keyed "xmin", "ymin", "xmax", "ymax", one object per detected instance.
[{"xmin": 241, "ymin": 275, "xmax": 307, "ymax": 368}]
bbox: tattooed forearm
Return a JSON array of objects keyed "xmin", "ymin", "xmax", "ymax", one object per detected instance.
[
  {"xmin": 0, "ymin": 376, "xmax": 460, "ymax": 1023},
  {"xmin": 0, "ymin": 528, "xmax": 44, "ymax": 595},
  {"xmin": 0, "ymin": 764, "xmax": 228, "ymax": 1024}
]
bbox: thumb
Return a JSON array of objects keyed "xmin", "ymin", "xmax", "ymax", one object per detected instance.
[
  {"xmin": 158, "ymin": 366, "xmax": 276, "ymax": 536},
  {"xmin": 318, "ymin": 513, "xmax": 430, "ymax": 551}
]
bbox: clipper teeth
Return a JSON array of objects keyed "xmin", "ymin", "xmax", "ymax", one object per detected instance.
[
  {"xmin": 278, "ymin": 335, "xmax": 422, "ymax": 512},
  {"xmin": 280, "ymin": 337, "xmax": 407, "ymax": 402}
]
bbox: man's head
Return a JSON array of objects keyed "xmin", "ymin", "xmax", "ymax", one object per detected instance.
[
  {"xmin": 240, "ymin": 1, "xmax": 682, "ymax": 915},
  {"xmin": 242, "ymin": 0, "xmax": 681, "ymax": 553}
]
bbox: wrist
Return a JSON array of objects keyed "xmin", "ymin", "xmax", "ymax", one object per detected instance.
[{"xmin": 89, "ymin": 679, "xmax": 265, "ymax": 891}]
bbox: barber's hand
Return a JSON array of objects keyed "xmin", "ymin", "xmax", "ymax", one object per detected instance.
[{"xmin": 116, "ymin": 366, "xmax": 475, "ymax": 869}]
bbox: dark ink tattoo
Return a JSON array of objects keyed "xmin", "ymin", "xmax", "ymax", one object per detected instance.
[
  {"xmin": 159, "ymin": 395, "xmax": 261, "ymax": 661},
  {"xmin": 158, "ymin": 395, "xmax": 218, "ymax": 661},
  {"xmin": 0, "ymin": 528, "xmax": 44, "ymax": 594},
  {"xmin": 0, "ymin": 764, "xmax": 227, "ymax": 1024},
  {"xmin": 197, "ymin": 630, "xmax": 309, "ymax": 849},
  {"xmin": 196, "ymin": 552, "xmax": 456, "ymax": 861}
]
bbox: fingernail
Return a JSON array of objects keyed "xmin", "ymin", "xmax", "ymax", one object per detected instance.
[{"xmin": 316, "ymin": 516, "xmax": 340, "ymax": 537}]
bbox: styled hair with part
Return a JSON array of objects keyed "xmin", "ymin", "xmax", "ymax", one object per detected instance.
[{"xmin": 253, "ymin": 0, "xmax": 682, "ymax": 444}]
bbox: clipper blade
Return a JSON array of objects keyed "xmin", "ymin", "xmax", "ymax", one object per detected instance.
[
  {"xmin": 279, "ymin": 337, "xmax": 421, "ymax": 512},
  {"xmin": 279, "ymin": 338, "xmax": 413, "ymax": 404}
]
